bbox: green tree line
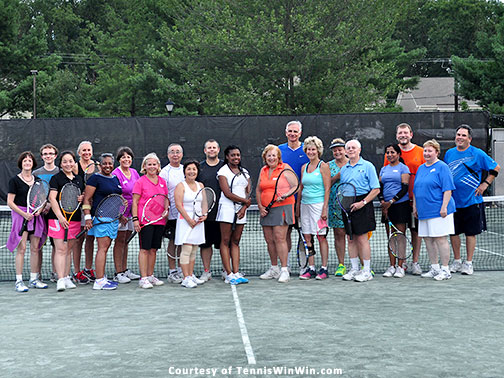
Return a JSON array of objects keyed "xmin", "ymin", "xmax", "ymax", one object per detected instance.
[{"xmin": 1, "ymin": 0, "xmax": 503, "ymax": 118}]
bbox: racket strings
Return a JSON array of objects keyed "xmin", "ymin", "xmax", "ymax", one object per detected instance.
[
  {"xmin": 60, "ymin": 186, "xmax": 80, "ymax": 212},
  {"xmin": 275, "ymin": 170, "xmax": 299, "ymax": 199},
  {"xmin": 28, "ymin": 184, "xmax": 48, "ymax": 209},
  {"xmin": 194, "ymin": 188, "xmax": 216, "ymax": 216},
  {"xmin": 143, "ymin": 196, "xmax": 168, "ymax": 222},
  {"xmin": 388, "ymin": 233, "xmax": 409, "ymax": 259},
  {"xmin": 96, "ymin": 195, "xmax": 127, "ymax": 220}
]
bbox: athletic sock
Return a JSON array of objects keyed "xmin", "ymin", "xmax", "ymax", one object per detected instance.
[
  {"xmin": 466, "ymin": 260, "xmax": 473, "ymax": 265},
  {"xmin": 16, "ymin": 274, "xmax": 22, "ymax": 282},
  {"xmin": 30, "ymin": 272, "xmax": 38, "ymax": 281},
  {"xmin": 441, "ymin": 265, "xmax": 449, "ymax": 271},
  {"xmin": 363, "ymin": 260, "xmax": 371, "ymax": 272},
  {"xmin": 281, "ymin": 267, "xmax": 289, "ymax": 272},
  {"xmin": 453, "ymin": 259, "xmax": 462, "ymax": 264},
  {"xmin": 308, "ymin": 265, "xmax": 315, "ymax": 271},
  {"xmin": 432, "ymin": 264, "xmax": 440, "ymax": 271},
  {"xmin": 350, "ymin": 258, "xmax": 359, "ymax": 270},
  {"xmin": 321, "ymin": 266, "xmax": 327, "ymax": 270}
]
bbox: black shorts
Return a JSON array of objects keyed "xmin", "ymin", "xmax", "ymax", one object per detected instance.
[
  {"xmin": 454, "ymin": 203, "xmax": 486, "ymax": 236},
  {"xmin": 381, "ymin": 200, "xmax": 411, "ymax": 225},
  {"xmin": 200, "ymin": 220, "xmax": 221, "ymax": 249},
  {"xmin": 163, "ymin": 219, "xmax": 177, "ymax": 240},
  {"xmin": 139, "ymin": 225, "xmax": 165, "ymax": 250},
  {"xmin": 343, "ymin": 194, "xmax": 376, "ymax": 236}
]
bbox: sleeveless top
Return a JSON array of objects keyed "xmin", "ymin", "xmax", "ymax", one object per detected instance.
[{"xmin": 301, "ymin": 161, "xmax": 324, "ymax": 204}]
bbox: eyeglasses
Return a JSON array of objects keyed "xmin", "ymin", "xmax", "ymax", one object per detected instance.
[
  {"xmin": 42, "ymin": 152, "xmax": 55, "ymax": 156},
  {"xmin": 168, "ymin": 150, "xmax": 182, "ymax": 155}
]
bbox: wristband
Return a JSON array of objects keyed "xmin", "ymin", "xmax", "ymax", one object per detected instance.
[
  {"xmin": 485, "ymin": 180, "xmax": 491, "ymax": 186},
  {"xmin": 132, "ymin": 216, "xmax": 139, "ymax": 221},
  {"xmin": 84, "ymin": 214, "xmax": 92, "ymax": 221},
  {"xmin": 362, "ymin": 199, "xmax": 367, "ymax": 205}
]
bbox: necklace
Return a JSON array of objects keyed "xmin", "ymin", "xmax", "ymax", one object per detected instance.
[{"xmin": 19, "ymin": 173, "xmax": 34, "ymax": 184}]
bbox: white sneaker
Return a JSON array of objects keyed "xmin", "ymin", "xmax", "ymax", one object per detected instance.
[
  {"xmin": 433, "ymin": 269, "xmax": 452, "ymax": 281},
  {"xmin": 139, "ymin": 277, "xmax": 153, "ymax": 289},
  {"xmin": 393, "ymin": 266, "xmax": 405, "ymax": 278},
  {"xmin": 64, "ymin": 276, "xmax": 77, "ymax": 289},
  {"xmin": 449, "ymin": 260, "xmax": 462, "ymax": 273},
  {"xmin": 181, "ymin": 276, "xmax": 197, "ymax": 288},
  {"xmin": 167, "ymin": 272, "xmax": 182, "ymax": 284},
  {"xmin": 461, "ymin": 262, "xmax": 474, "ymax": 275},
  {"xmin": 382, "ymin": 266, "xmax": 395, "ymax": 277},
  {"xmin": 221, "ymin": 270, "xmax": 227, "ymax": 281},
  {"xmin": 421, "ymin": 268, "xmax": 440, "ymax": 278},
  {"xmin": 354, "ymin": 270, "xmax": 373, "ymax": 282},
  {"xmin": 411, "ymin": 262, "xmax": 422, "ymax": 275},
  {"xmin": 191, "ymin": 274, "xmax": 205, "ymax": 285},
  {"xmin": 114, "ymin": 272, "xmax": 131, "ymax": 284},
  {"xmin": 260, "ymin": 266, "xmax": 280, "ymax": 280},
  {"xmin": 28, "ymin": 278, "xmax": 48, "ymax": 289},
  {"xmin": 342, "ymin": 269, "xmax": 359, "ymax": 281},
  {"xmin": 278, "ymin": 270, "xmax": 290, "ymax": 283},
  {"xmin": 148, "ymin": 275, "xmax": 164, "ymax": 286},
  {"xmin": 56, "ymin": 278, "xmax": 66, "ymax": 292},
  {"xmin": 124, "ymin": 269, "xmax": 140, "ymax": 280},
  {"xmin": 199, "ymin": 271, "xmax": 212, "ymax": 282}
]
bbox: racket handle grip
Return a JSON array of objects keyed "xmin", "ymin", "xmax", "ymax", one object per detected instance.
[
  {"xmin": 64, "ymin": 228, "xmax": 69, "ymax": 242},
  {"xmin": 75, "ymin": 229, "xmax": 86, "ymax": 239},
  {"xmin": 126, "ymin": 231, "xmax": 137, "ymax": 244},
  {"xmin": 18, "ymin": 220, "xmax": 28, "ymax": 236}
]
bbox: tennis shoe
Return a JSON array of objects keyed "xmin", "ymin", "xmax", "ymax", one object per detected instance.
[
  {"xmin": 299, "ymin": 269, "xmax": 316, "ymax": 280},
  {"xmin": 315, "ymin": 268, "xmax": 328, "ymax": 280},
  {"xmin": 421, "ymin": 268, "xmax": 440, "ymax": 278},
  {"xmin": 191, "ymin": 274, "xmax": 205, "ymax": 285},
  {"xmin": 56, "ymin": 278, "xmax": 66, "ymax": 292},
  {"xmin": 50, "ymin": 272, "xmax": 58, "ymax": 283},
  {"xmin": 181, "ymin": 277, "xmax": 197, "ymax": 288},
  {"xmin": 83, "ymin": 269, "xmax": 96, "ymax": 281},
  {"xmin": 15, "ymin": 281, "xmax": 29, "ymax": 292},
  {"xmin": 342, "ymin": 268, "xmax": 359, "ymax": 281},
  {"xmin": 334, "ymin": 264, "xmax": 346, "ymax": 276},
  {"xmin": 64, "ymin": 276, "xmax": 77, "ymax": 289},
  {"xmin": 93, "ymin": 279, "xmax": 117, "ymax": 290},
  {"xmin": 354, "ymin": 270, "xmax": 373, "ymax": 282},
  {"xmin": 167, "ymin": 272, "xmax": 182, "ymax": 284},
  {"xmin": 73, "ymin": 271, "xmax": 90, "ymax": 285},
  {"xmin": 29, "ymin": 278, "xmax": 48, "ymax": 289},
  {"xmin": 449, "ymin": 260, "xmax": 462, "ymax": 273},
  {"xmin": 148, "ymin": 275, "xmax": 164, "ymax": 286},
  {"xmin": 234, "ymin": 276, "xmax": 249, "ymax": 284},
  {"xmin": 260, "ymin": 266, "xmax": 280, "ymax": 280},
  {"xmin": 393, "ymin": 266, "xmax": 405, "ymax": 278},
  {"xmin": 382, "ymin": 266, "xmax": 395, "ymax": 277},
  {"xmin": 199, "ymin": 271, "xmax": 212, "ymax": 282},
  {"xmin": 433, "ymin": 269, "xmax": 452, "ymax": 281},
  {"xmin": 411, "ymin": 262, "xmax": 422, "ymax": 275},
  {"xmin": 114, "ymin": 272, "xmax": 131, "ymax": 284},
  {"xmin": 278, "ymin": 270, "xmax": 290, "ymax": 283},
  {"xmin": 124, "ymin": 269, "xmax": 140, "ymax": 280},
  {"xmin": 461, "ymin": 262, "xmax": 474, "ymax": 275},
  {"xmin": 139, "ymin": 277, "xmax": 153, "ymax": 289}
]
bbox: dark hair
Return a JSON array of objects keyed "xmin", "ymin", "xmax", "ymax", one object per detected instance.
[
  {"xmin": 58, "ymin": 150, "xmax": 77, "ymax": 168},
  {"xmin": 456, "ymin": 124, "xmax": 473, "ymax": 137},
  {"xmin": 17, "ymin": 151, "xmax": 37, "ymax": 170},
  {"xmin": 39, "ymin": 143, "xmax": 58, "ymax": 156},
  {"xmin": 99, "ymin": 153, "xmax": 114, "ymax": 164},
  {"xmin": 223, "ymin": 145, "xmax": 242, "ymax": 166},
  {"xmin": 183, "ymin": 159, "xmax": 200, "ymax": 176},
  {"xmin": 116, "ymin": 146, "xmax": 134, "ymax": 161},
  {"xmin": 385, "ymin": 144, "xmax": 402, "ymax": 155}
]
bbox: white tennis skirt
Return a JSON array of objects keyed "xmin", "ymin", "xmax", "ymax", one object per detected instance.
[
  {"xmin": 418, "ymin": 213, "xmax": 454, "ymax": 237},
  {"xmin": 216, "ymin": 203, "xmax": 247, "ymax": 224},
  {"xmin": 300, "ymin": 202, "xmax": 323, "ymax": 235}
]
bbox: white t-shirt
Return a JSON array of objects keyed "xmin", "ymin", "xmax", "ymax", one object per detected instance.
[
  {"xmin": 160, "ymin": 164, "xmax": 185, "ymax": 220},
  {"xmin": 217, "ymin": 164, "xmax": 250, "ymax": 208}
]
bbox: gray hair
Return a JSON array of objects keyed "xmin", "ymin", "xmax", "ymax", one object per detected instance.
[
  {"xmin": 77, "ymin": 141, "xmax": 92, "ymax": 155},
  {"xmin": 345, "ymin": 139, "xmax": 361, "ymax": 149},
  {"xmin": 167, "ymin": 143, "xmax": 183, "ymax": 155},
  {"xmin": 285, "ymin": 120, "xmax": 302, "ymax": 133}
]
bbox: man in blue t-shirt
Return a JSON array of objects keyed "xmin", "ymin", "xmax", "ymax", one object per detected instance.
[{"xmin": 444, "ymin": 124, "xmax": 500, "ymax": 275}]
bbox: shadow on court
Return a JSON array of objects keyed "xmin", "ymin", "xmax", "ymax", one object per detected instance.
[{"xmin": 1, "ymin": 272, "xmax": 503, "ymax": 378}]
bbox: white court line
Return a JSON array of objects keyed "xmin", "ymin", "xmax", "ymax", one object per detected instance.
[
  {"xmin": 461, "ymin": 242, "xmax": 504, "ymax": 258},
  {"xmin": 231, "ymin": 284, "xmax": 256, "ymax": 365}
]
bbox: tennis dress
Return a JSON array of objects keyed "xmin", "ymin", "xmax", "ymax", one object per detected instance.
[{"xmin": 175, "ymin": 181, "xmax": 205, "ymax": 246}]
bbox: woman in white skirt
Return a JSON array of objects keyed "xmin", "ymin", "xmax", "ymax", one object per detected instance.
[
  {"xmin": 174, "ymin": 160, "xmax": 207, "ymax": 288},
  {"xmin": 413, "ymin": 139, "xmax": 456, "ymax": 281}
]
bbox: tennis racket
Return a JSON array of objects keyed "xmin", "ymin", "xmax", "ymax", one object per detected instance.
[
  {"xmin": 180, "ymin": 187, "xmax": 216, "ymax": 245},
  {"xmin": 76, "ymin": 194, "xmax": 128, "ymax": 239},
  {"xmin": 387, "ymin": 220, "xmax": 413, "ymax": 260},
  {"xmin": 126, "ymin": 194, "xmax": 169, "ymax": 244},
  {"xmin": 336, "ymin": 182, "xmax": 357, "ymax": 240},
  {"xmin": 59, "ymin": 183, "xmax": 82, "ymax": 242},
  {"xmin": 264, "ymin": 169, "xmax": 300, "ymax": 213},
  {"xmin": 84, "ymin": 162, "xmax": 101, "ymax": 184},
  {"xmin": 19, "ymin": 179, "xmax": 50, "ymax": 236},
  {"xmin": 316, "ymin": 218, "xmax": 329, "ymax": 237},
  {"xmin": 230, "ymin": 169, "xmax": 252, "ymax": 231},
  {"xmin": 294, "ymin": 223, "xmax": 315, "ymax": 269}
]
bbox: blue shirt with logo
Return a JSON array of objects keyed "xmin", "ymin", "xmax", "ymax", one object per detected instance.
[{"xmin": 340, "ymin": 157, "xmax": 380, "ymax": 196}]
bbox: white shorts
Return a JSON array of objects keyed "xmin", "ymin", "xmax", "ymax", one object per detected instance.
[
  {"xmin": 216, "ymin": 203, "xmax": 247, "ymax": 224},
  {"xmin": 418, "ymin": 213, "xmax": 454, "ymax": 237},
  {"xmin": 118, "ymin": 218, "xmax": 134, "ymax": 232},
  {"xmin": 300, "ymin": 202, "xmax": 323, "ymax": 235}
]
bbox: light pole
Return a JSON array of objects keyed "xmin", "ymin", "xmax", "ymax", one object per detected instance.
[
  {"xmin": 165, "ymin": 99, "xmax": 174, "ymax": 116},
  {"xmin": 30, "ymin": 70, "xmax": 38, "ymax": 119}
]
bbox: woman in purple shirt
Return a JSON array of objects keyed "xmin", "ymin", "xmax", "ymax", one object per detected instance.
[{"xmin": 111, "ymin": 147, "xmax": 141, "ymax": 283}]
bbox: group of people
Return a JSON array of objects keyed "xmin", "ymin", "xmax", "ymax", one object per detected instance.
[{"xmin": 7, "ymin": 120, "xmax": 499, "ymax": 291}]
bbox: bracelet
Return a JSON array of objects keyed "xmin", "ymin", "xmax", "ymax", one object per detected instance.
[
  {"xmin": 484, "ymin": 180, "xmax": 491, "ymax": 186},
  {"xmin": 82, "ymin": 204, "xmax": 91, "ymax": 210},
  {"xmin": 132, "ymin": 216, "xmax": 139, "ymax": 221},
  {"xmin": 84, "ymin": 214, "xmax": 92, "ymax": 221}
]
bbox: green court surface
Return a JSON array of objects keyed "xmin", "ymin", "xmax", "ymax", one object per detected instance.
[{"xmin": 1, "ymin": 272, "xmax": 503, "ymax": 378}]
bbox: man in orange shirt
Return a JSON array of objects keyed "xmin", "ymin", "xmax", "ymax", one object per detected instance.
[{"xmin": 384, "ymin": 123, "xmax": 425, "ymax": 274}]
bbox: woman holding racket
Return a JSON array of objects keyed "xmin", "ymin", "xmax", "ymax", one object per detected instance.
[
  {"xmin": 257, "ymin": 145, "xmax": 296, "ymax": 283},
  {"xmin": 132, "ymin": 153, "xmax": 169, "ymax": 289},
  {"xmin": 413, "ymin": 139, "xmax": 456, "ymax": 281},
  {"xmin": 327, "ymin": 138, "xmax": 349, "ymax": 277},
  {"xmin": 7, "ymin": 151, "xmax": 47, "ymax": 292},
  {"xmin": 379, "ymin": 144, "xmax": 410, "ymax": 278},
  {"xmin": 48, "ymin": 151, "xmax": 85, "ymax": 291},
  {"xmin": 111, "ymin": 147, "xmax": 141, "ymax": 284},
  {"xmin": 216, "ymin": 145, "xmax": 251, "ymax": 285},
  {"xmin": 174, "ymin": 160, "xmax": 207, "ymax": 288},
  {"xmin": 297, "ymin": 136, "xmax": 331, "ymax": 280},
  {"xmin": 81, "ymin": 153, "xmax": 123, "ymax": 290}
]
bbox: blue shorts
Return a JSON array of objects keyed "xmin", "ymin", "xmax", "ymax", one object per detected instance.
[{"xmin": 88, "ymin": 219, "xmax": 119, "ymax": 239}]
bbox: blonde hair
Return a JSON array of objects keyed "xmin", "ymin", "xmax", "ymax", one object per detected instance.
[
  {"xmin": 303, "ymin": 136, "xmax": 323, "ymax": 158},
  {"xmin": 330, "ymin": 138, "xmax": 345, "ymax": 147},
  {"xmin": 423, "ymin": 139, "xmax": 441, "ymax": 156},
  {"xmin": 141, "ymin": 153, "xmax": 161, "ymax": 174},
  {"xmin": 261, "ymin": 144, "xmax": 282, "ymax": 164}
]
